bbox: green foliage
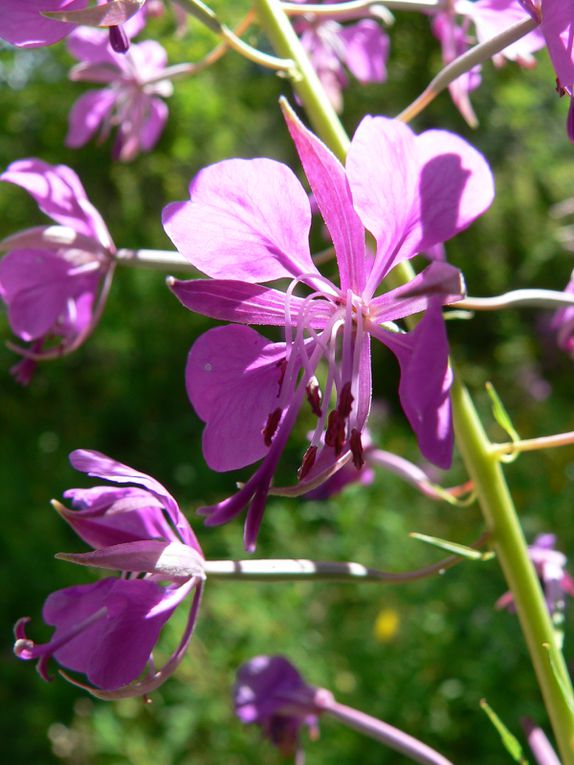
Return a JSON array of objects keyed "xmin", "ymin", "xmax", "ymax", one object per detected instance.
[{"xmin": 1, "ymin": 7, "xmax": 574, "ymax": 765}]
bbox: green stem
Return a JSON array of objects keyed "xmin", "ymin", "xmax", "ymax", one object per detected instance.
[{"xmin": 253, "ymin": 1, "xmax": 574, "ymax": 760}]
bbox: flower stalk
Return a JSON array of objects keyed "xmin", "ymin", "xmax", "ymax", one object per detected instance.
[{"xmin": 253, "ymin": 0, "xmax": 574, "ymax": 760}]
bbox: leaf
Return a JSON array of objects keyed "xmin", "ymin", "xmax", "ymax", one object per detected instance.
[
  {"xmin": 409, "ymin": 532, "xmax": 494, "ymax": 561},
  {"xmin": 480, "ymin": 699, "xmax": 529, "ymax": 764},
  {"xmin": 486, "ymin": 381, "xmax": 520, "ymax": 460}
]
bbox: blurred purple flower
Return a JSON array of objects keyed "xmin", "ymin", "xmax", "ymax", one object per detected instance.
[
  {"xmin": 551, "ymin": 271, "xmax": 574, "ymax": 356},
  {"xmin": 0, "ymin": 0, "xmax": 146, "ymax": 53},
  {"xmin": 14, "ymin": 449, "xmax": 205, "ymax": 698},
  {"xmin": 497, "ymin": 533, "xmax": 574, "ymax": 616},
  {"xmin": 163, "ymin": 107, "xmax": 493, "ymax": 549},
  {"xmin": 292, "ymin": 1, "xmax": 389, "ymax": 112},
  {"xmin": 0, "ymin": 158, "xmax": 116, "ymax": 383},
  {"xmin": 66, "ymin": 26, "xmax": 172, "ymax": 161},
  {"xmin": 235, "ymin": 655, "xmax": 325, "ymax": 758},
  {"xmin": 432, "ymin": 0, "xmax": 544, "ymax": 125}
]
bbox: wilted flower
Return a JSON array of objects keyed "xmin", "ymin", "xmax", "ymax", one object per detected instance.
[
  {"xmin": 66, "ymin": 26, "xmax": 172, "ymax": 161},
  {"xmin": 0, "ymin": 159, "xmax": 116, "ymax": 383},
  {"xmin": 497, "ymin": 533, "xmax": 574, "ymax": 616},
  {"xmin": 235, "ymin": 655, "xmax": 325, "ymax": 757},
  {"xmin": 14, "ymin": 450, "xmax": 205, "ymax": 698},
  {"xmin": 0, "ymin": 0, "xmax": 146, "ymax": 53},
  {"xmin": 164, "ymin": 105, "xmax": 493, "ymax": 549}
]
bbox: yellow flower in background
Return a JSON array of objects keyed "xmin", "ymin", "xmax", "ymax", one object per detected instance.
[{"xmin": 374, "ymin": 608, "xmax": 400, "ymax": 643}]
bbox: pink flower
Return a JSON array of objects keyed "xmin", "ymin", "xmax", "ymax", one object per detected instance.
[
  {"xmin": 163, "ymin": 107, "xmax": 494, "ymax": 550},
  {"xmin": 0, "ymin": 159, "xmax": 115, "ymax": 382},
  {"xmin": 551, "ymin": 271, "xmax": 574, "ymax": 356},
  {"xmin": 294, "ymin": 3, "xmax": 389, "ymax": 112},
  {"xmin": 66, "ymin": 26, "xmax": 171, "ymax": 161},
  {"xmin": 14, "ymin": 450, "xmax": 205, "ymax": 698}
]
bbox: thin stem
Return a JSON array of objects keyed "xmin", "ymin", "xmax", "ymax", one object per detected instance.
[
  {"xmin": 398, "ymin": 16, "xmax": 539, "ymax": 123},
  {"xmin": 115, "ymin": 248, "xmax": 199, "ymax": 272},
  {"xmin": 492, "ymin": 431, "xmax": 574, "ymax": 458},
  {"xmin": 253, "ymin": 1, "xmax": 574, "ymax": 759},
  {"xmin": 203, "ymin": 548, "xmax": 474, "ymax": 582},
  {"xmin": 318, "ymin": 698, "xmax": 454, "ymax": 765},
  {"xmin": 454, "ymin": 289, "xmax": 574, "ymax": 311},
  {"xmin": 282, "ymin": 0, "xmax": 441, "ymax": 14}
]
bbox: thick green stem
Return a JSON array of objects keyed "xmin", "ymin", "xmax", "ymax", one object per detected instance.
[{"xmin": 253, "ymin": 0, "xmax": 574, "ymax": 759}]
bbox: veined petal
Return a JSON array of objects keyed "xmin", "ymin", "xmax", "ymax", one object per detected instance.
[
  {"xmin": 186, "ymin": 325, "xmax": 287, "ymax": 471},
  {"xmin": 66, "ymin": 89, "xmax": 117, "ymax": 149},
  {"xmin": 413, "ymin": 129, "xmax": 495, "ymax": 252},
  {"xmin": 162, "ymin": 158, "xmax": 316, "ymax": 282},
  {"xmin": 346, "ymin": 116, "xmax": 420, "ymax": 293},
  {"xmin": 1, "ymin": 158, "xmax": 112, "ymax": 247},
  {"xmin": 369, "ymin": 261, "xmax": 465, "ymax": 323},
  {"xmin": 282, "ymin": 101, "xmax": 367, "ymax": 293},
  {"xmin": 169, "ymin": 278, "xmax": 332, "ymax": 328},
  {"xmin": 372, "ymin": 305, "xmax": 453, "ymax": 468}
]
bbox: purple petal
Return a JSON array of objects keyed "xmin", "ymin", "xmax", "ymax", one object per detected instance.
[
  {"xmin": 186, "ymin": 325, "xmax": 286, "ymax": 471},
  {"xmin": 67, "ymin": 25, "xmax": 119, "ymax": 65},
  {"xmin": 162, "ymin": 158, "xmax": 317, "ymax": 282},
  {"xmin": 470, "ymin": 0, "xmax": 545, "ymax": 61},
  {"xmin": 0, "ymin": 249, "xmax": 70, "ymax": 340},
  {"xmin": 66, "ymin": 89, "xmax": 117, "ymax": 148},
  {"xmin": 346, "ymin": 116, "xmax": 420, "ymax": 291},
  {"xmin": 169, "ymin": 278, "xmax": 332, "ymax": 327},
  {"xmin": 373, "ymin": 305, "xmax": 453, "ymax": 468},
  {"xmin": 0, "ymin": 0, "xmax": 87, "ymax": 47},
  {"xmin": 137, "ymin": 97, "xmax": 168, "ymax": 152},
  {"xmin": 1, "ymin": 158, "xmax": 112, "ymax": 246},
  {"xmin": 541, "ymin": 0, "xmax": 574, "ymax": 89},
  {"xmin": 339, "ymin": 20, "xmax": 389, "ymax": 83},
  {"xmin": 283, "ymin": 102, "xmax": 367, "ymax": 293}
]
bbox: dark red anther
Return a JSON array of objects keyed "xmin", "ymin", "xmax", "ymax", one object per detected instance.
[
  {"xmin": 306, "ymin": 377, "xmax": 323, "ymax": 417},
  {"xmin": 275, "ymin": 358, "xmax": 288, "ymax": 396},
  {"xmin": 350, "ymin": 429, "xmax": 365, "ymax": 470},
  {"xmin": 556, "ymin": 78, "xmax": 567, "ymax": 97},
  {"xmin": 297, "ymin": 445, "xmax": 318, "ymax": 481},
  {"xmin": 337, "ymin": 381, "xmax": 354, "ymax": 419},
  {"xmin": 325, "ymin": 410, "xmax": 346, "ymax": 455},
  {"xmin": 109, "ymin": 25, "xmax": 129, "ymax": 54},
  {"xmin": 262, "ymin": 407, "xmax": 282, "ymax": 446}
]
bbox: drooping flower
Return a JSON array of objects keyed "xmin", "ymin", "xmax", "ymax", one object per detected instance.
[
  {"xmin": 234, "ymin": 655, "xmax": 325, "ymax": 757},
  {"xmin": 14, "ymin": 449, "xmax": 205, "ymax": 698},
  {"xmin": 432, "ymin": 0, "xmax": 545, "ymax": 125},
  {"xmin": 0, "ymin": 0, "xmax": 146, "ymax": 53},
  {"xmin": 0, "ymin": 159, "xmax": 116, "ymax": 383},
  {"xmin": 551, "ymin": 270, "xmax": 574, "ymax": 356},
  {"xmin": 497, "ymin": 533, "xmax": 574, "ymax": 616},
  {"xmin": 291, "ymin": 0, "xmax": 389, "ymax": 112},
  {"xmin": 163, "ymin": 105, "xmax": 494, "ymax": 550},
  {"xmin": 66, "ymin": 26, "xmax": 172, "ymax": 161}
]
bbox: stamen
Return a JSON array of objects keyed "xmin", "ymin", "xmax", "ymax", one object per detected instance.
[
  {"xmin": 350, "ymin": 429, "xmax": 365, "ymax": 470},
  {"xmin": 109, "ymin": 25, "xmax": 130, "ymax": 54},
  {"xmin": 337, "ymin": 381, "xmax": 354, "ymax": 419},
  {"xmin": 306, "ymin": 376, "xmax": 323, "ymax": 417},
  {"xmin": 276, "ymin": 359, "xmax": 287, "ymax": 396},
  {"xmin": 262, "ymin": 408, "xmax": 282, "ymax": 446},
  {"xmin": 325, "ymin": 410, "xmax": 346, "ymax": 455},
  {"xmin": 297, "ymin": 445, "xmax": 318, "ymax": 481}
]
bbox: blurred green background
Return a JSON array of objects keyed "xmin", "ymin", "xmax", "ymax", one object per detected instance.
[{"xmin": 2, "ymin": 2, "xmax": 574, "ymax": 763}]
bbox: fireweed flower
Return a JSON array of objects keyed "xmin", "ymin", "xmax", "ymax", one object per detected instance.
[
  {"xmin": 164, "ymin": 108, "xmax": 494, "ymax": 550},
  {"xmin": 432, "ymin": 0, "xmax": 544, "ymax": 125},
  {"xmin": 0, "ymin": 159, "xmax": 116, "ymax": 383},
  {"xmin": 235, "ymin": 655, "xmax": 325, "ymax": 757},
  {"xmin": 497, "ymin": 533, "xmax": 574, "ymax": 616},
  {"xmin": 66, "ymin": 26, "xmax": 172, "ymax": 161},
  {"xmin": 14, "ymin": 449, "xmax": 205, "ymax": 698},
  {"xmin": 551, "ymin": 271, "xmax": 574, "ymax": 356},
  {"xmin": 290, "ymin": 0, "xmax": 389, "ymax": 112},
  {"xmin": 0, "ymin": 0, "xmax": 146, "ymax": 53}
]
